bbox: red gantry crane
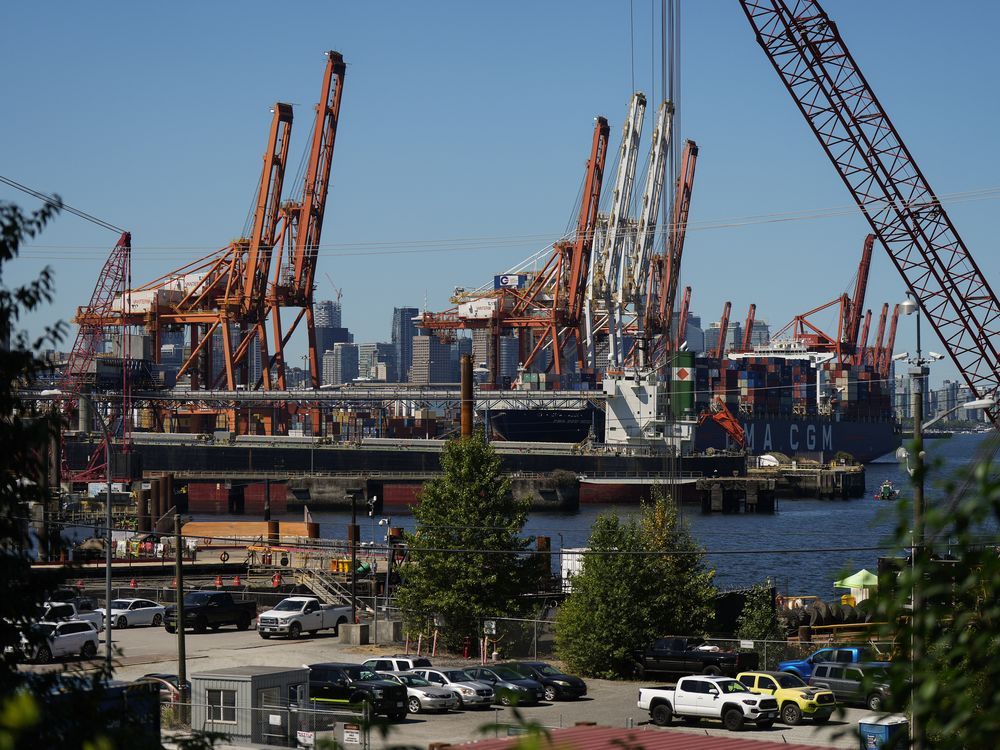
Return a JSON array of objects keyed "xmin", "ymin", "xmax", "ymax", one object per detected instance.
[{"xmin": 741, "ymin": 0, "xmax": 1000, "ymax": 426}]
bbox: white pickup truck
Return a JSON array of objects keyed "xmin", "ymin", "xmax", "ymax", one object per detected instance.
[
  {"xmin": 42, "ymin": 601, "xmax": 106, "ymax": 632},
  {"xmin": 257, "ymin": 596, "xmax": 352, "ymax": 639},
  {"xmin": 637, "ymin": 675, "xmax": 779, "ymax": 731}
]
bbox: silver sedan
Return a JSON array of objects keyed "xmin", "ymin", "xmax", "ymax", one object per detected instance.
[
  {"xmin": 377, "ymin": 671, "xmax": 459, "ymax": 714},
  {"xmin": 95, "ymin": 598, "xmax": 166, "ymax": 629}
]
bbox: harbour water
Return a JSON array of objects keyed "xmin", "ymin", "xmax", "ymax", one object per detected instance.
[{"xmin": 207, "ymin": 431, "xmax": 997, "ymax": 602}]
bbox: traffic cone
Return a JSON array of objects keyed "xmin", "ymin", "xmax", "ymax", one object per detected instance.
[
  {"xmin": 214, "ymin": 575, "xmax": 223, "ymax": 589},
  {"xmin": 129, "ymin": 578, "xmax": 138, "ymax": 589},
  {"xmin": 171, "ymin": 577, "xmax": 177, "ymax": 589},
  {"xmin": 233, "ymin": 575, "xmax": 241, "ymax": 587}
]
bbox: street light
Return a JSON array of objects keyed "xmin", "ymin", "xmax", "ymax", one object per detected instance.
[{"xmin": 39, "ymin": 388, "xmax": 114, "ymax": 674}]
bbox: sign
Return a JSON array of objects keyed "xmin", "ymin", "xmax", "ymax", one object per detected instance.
[
  {"xmin": 296, "ymin": 730, "xmax": 315, "ymax": 747},
  {"xmin": 268, "ymin": 714, "xmax": 282, "ymax": 726},
  {"xmin": 739, "ymin": 640, "xmax": 754, "ymax": 649},
  {"xmin": 483, "ymin": 620, "xmax": 496, "ymax": 635},
  {"xmin": 494, "ymin": 274, "xmax": 525, "ymax": 290},
  {"xmin": 343, "ymin": 724, "xmax": 361, "ymax": 745},
  {"xmin": 459, "ymin": 298, "xmax": 497, "ymax": 320}
]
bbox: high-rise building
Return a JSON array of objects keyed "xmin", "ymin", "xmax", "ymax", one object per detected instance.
[
  {"xmin": 449, "ymin": 337, "xmax": 473, "ymax": 382},
  {"xmin": 314, "ymin": 299, "xmax": 342, "ymax": 329},
  {"xmin": 322, "ymin": 343, "xmax": 358, "ymax": 386},
  {"xmin": 704, "ymin": 321, "xmax": 741, "ymax": 356},
  {"xmin": 409, "ymin": 335, "xmax": 452, "ymax": 384},
  {"xmin": 314, "ymin": 299, "xmax": 350, "ymax": 383},
  {"xmin": 392, "ymin": 307, "xmax": 419, "ymax": 383},
  {"xmin": 498, "ymin": 336, "xmax": 520, "ymax": 382},
  {"xmin": 748, "ymin": 320, "xmax": 770, "ymax": 349},
  {"xmin": 358, "ymin": 342, "xmax": 397, "ymax": 382}
]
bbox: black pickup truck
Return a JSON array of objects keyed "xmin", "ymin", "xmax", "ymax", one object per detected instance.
[
  {"xmin": 307, "ymin": 662, "xmax": 408, "ymax": 720},
  {"xmin": 164, "ymin": 591, "xmax": 257, "ymax": 634},
  {"xmin": 634, "ymin": 637, "xmax": 759, "ymax": 678}
]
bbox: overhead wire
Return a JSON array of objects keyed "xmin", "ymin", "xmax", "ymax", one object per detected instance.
[{"xmin": 0, "ymin": 175, "xmax": 126, "ymax": 235}]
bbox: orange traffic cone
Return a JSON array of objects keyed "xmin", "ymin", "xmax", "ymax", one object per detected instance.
[
  {"xmin": 214, "ymin": 575, "xmax": 223, "ymax": 589},
  {"xmin": 232, "ymin": 575, "xmax": 241, "ymax": 587},
  {"xmin": 171, "ymin": 577, "xmax": 177, "ymax": 589},
  {"xmin": 129, "ymin": 578, "xmax": 138, "ymax": 589}
]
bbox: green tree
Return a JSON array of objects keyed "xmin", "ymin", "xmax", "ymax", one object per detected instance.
[
  {"xmin": 394, "ymin": 435, "xmax": 533, "ymax": 650},
  {"xmin": 871, "ymin": 438, "xmax": 1000, "ymax": 748},
  {"xmin": 735, "ymin": 582, "xmax": 783, "ymax": 669},
  {"xmin": 555, "ymin": 489, "xmax": 716, "ymax": 678}
]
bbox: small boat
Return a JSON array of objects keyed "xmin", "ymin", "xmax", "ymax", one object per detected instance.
[{"xmin": 873, "ymin": 479, "xmax": 899, "ymax": 501}]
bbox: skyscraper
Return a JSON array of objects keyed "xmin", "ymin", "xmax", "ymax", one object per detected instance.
[
  {"xmin": 392, "ymin": 307, "xmax": 419, "ymax": 383},
  {"xmin": 322, "ymin": 343, "xmax": 359, "ymax": 386},
  {"xmin": 314, "ymin": 299, "xmax": 350, "ymax": 382},
  {"xmin": 409, "ymin": 335, "xmax": 452, "ymax": 384}
]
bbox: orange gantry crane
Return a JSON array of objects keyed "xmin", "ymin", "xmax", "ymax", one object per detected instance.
[{"xmin": 75, "ymin": 51, "xmax": 346, "ymax": 434}]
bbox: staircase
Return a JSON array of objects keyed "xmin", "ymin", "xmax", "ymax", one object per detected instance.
[{"xmin": 296, "ymin": 568, "xmax": 373, "ymax": 614}]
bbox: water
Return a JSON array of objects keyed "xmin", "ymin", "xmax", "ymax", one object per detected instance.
[{"xmin": 208, "ymin": 432, "xmax": 998, "ymax": 601}]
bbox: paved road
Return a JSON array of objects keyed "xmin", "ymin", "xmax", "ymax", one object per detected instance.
[{"xmin": 25, "ymin": 626, "xmax": 871, "ymax": 749}]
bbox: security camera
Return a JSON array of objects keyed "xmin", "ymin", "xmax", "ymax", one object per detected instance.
[
  {"xmin": 928, "ymin": 352, "xmax": 945, "ymax": 361},
  {"xmin": 892, "ymin": 352, "xmax": 908, "ymax": 361}
]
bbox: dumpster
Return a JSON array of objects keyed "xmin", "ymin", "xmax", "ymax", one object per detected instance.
[{"xmin": 859, "ymin": 713, "xmax": 909, "ymax": 749}]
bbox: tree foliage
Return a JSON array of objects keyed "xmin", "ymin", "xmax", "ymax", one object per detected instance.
[
  {"xmin": 872, "ymin": 438, "xmax": 1000, "ymax": 748},
  {"xmin": 555, "ymin": 488, "xmax": 716, "ymax": 678},
  {"xmin": 394, "ymin": 435, "xmax": 533, "ymax": 649},
  {"xmin": 735, "ymin": 582, "xmax": 783, "ymax": 669}
]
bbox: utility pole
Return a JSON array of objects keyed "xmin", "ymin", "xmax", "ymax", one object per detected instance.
[
  {"xmin": 174, "ymin": 514, "xmax": 188, "ymax": 713},
  {"xmin": 910, "ymin": 361, "xmax": 927, "ymax": 750},
  {"xmin": 349, "ymin": 494, "xmax": 358, "ymax": 624}
]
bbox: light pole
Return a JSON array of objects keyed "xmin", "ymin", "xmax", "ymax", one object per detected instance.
[{"xmin": 39, "ymin": 388, "xmax": 115, "ymax": 675}]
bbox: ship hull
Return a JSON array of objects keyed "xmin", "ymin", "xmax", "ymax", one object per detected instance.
[
  {"xmin": 489, "ymin": 407, "xmax": 603, "ymax": 444},
  {"xmin": 696, "ymin": 416, "xmax": 900, "ymax": 463}
]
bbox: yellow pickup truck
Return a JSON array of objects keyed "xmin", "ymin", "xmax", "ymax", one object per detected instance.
[{"xmin": 736, "ymin": 670, "xmax": 836, "ymax": 725}]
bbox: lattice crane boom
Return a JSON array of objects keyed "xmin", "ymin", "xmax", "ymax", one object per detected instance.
[{"xmin": 741, "ymin": 0, "xmax": 1000, "ymax": 425}]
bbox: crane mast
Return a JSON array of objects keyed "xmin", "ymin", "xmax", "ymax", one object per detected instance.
[
  {"xmin": 741, "ymin": 303, "xmax": 757, "ymax": 352},
  {"xmin": 844, "ymin": 234, "xmax": 874, "ymax": 354},
  {"xmin": 741, "ymin": 0, "xmax": 1000, "ymax": 426},
  {"xmin": 714, "ymin": 301, "xmax": 732, "ymax": 360}
]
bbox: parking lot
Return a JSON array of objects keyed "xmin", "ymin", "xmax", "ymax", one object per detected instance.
[{"xmin": 25, "ymin": 625, "xmax": 868, "ymax": 748}]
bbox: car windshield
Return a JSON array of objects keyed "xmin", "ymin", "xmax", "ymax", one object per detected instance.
[
  {"xmin": 109, "ymin": 600, "xmax": 131, "ymax": 610},
  {"xmin": 343, "ymin": 666, "xmax": 378, "ymax": 681},
  {"xmin": 718, "ymin": 679, "xmax": 749, "ymax": 694},
  {"xmin": 182, "ymin": 592, "xmax": 212, "ymax": 605},
  {"xmin": 273, "ymin": 600, "xmax": 304, "ymax": 611},
  {"xmin": 867, "ymin": 667, "xmax": 888, "ymax": 682},
  {"xmin": 775, "ymin": 673, "xmax": 806, "ymax": 689},
  {"xmin": 444, "ymin": 670, "xmax": 474, "ymax": 682},
  {"xmin": 31, "ymin": 624, "xmax": 56, "ymax": 638},
  {"xmin": 401, "ymin": 675, "xmax": 431, "ymax": 687},
  {"xmin": 492, "ymin": 667, "xmax": 523, "ymax": 680},
  {"xmin": 531, "ymin": 664, "xmax": 562, "ymax": 676}
]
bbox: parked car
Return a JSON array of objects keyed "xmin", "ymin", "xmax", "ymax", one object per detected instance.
[
  {"xmin": 363, "ymin": 655, "xmax": 433, "ymax": 672},
  {"xmin": 95, "ymin": 598, "xmax": 166, "ymax": 629},
  {"xmin": 778, "ymin": 646, "xmax": 876, "ymax": 681},
  {"xmin": 257, "ymin": 596, "xmax": 351, "ymax": 639},
  {"xmin": 307, "ymin": 662, "xmax": 408, "ymax": 720},
  {"xmin": 504, "ymin": 661, "xmax": 587, "ymax": 701},
  {"xmin": 20, "ymin": 620, "xmax": 100, "ymax": 663},
  {"xmin": 737, "ymin": 670, "xmax": 836, "ymax": 725},
  {"xmin": 134, "ymin": 673, "xmax": 192, "ymax": 703},
  {"xmin": 808, "ymin": 661, "xmax": 891, "ymax": 711},
  {"xmin": 638, "ymin": 675, "xmax": 778, "ymax": 730},
  {"xmin": 466, "ymin": 665, "xmax": 544, "ymax": 706},
  {"xmin": 376, "ymin": 672, "xmax": 458, "ymax": 714},
  {"xmin": 40, "ymin": 601, "xmax": 105, "ymax": 631},
  {"xmin": 635, "ymin": 637, "xmax": 759, "ymax": 678},
  {"xmin": 409, "ymin": 668, "xmax": 494, "ymax": 709},
  {"xmin": 163, "ymin": 591, "xmax": 257, "ymax": 634}
]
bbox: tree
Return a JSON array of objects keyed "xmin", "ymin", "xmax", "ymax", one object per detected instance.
[
  {"xmin": 555, "ymin": 489, "xmax": 716, "ymax": 678},
  {"xmin": 394, "ymin": 435, "xmax": 534, "ymax": 650},
  {"xmin": 871, "ymin": 439, "xmax": 1000, "ymax": 748},
  {"xmin": 735, "ymin": 582, "xmax": 783, "ymax": 669}
]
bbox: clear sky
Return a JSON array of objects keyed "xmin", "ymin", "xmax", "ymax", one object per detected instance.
[{"xmin": 3, "ymin": 1, "xmax": 997, "ymax": 388}]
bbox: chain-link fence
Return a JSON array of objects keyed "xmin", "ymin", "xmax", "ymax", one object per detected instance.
[
  {"xmin": 703, "ymin": 636, "xmax": 893, "ymax": 672},
  {"xmin": 163, "ymin": 701, "xmax": 369, "ymax": 749},
  {"xmin": 484, "ymin": 617, "xmax": 557, "ymax": 660}
]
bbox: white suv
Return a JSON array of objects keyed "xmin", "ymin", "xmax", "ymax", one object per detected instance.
[
  {"xmin": 23, "ymin": 620, "xmax": 100, "ymax": 663},
  {"xmin": 363, "ymin": 656, "xmax": 434, "ymax": 673}
]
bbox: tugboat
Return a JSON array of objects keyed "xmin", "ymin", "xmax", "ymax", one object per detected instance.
[{"xmin": 873, "ymin": 479, "xmax": 900, "ymax": 501}]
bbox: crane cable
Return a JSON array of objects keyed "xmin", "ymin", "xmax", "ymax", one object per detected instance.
[{"xmin": 0, "ymin": 174, "xmax": 126, "ymax": 235}]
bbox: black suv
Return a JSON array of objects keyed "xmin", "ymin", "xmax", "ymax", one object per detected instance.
[
  {"xmin": 505, "ymin": 661, "xmax": 587, "ymax": 701},
  {"xmin": 808, "ymin": 661, "xmax": 891, "ymax": 711},
  {"xmin": 307, "ymin": 662, "xmax": 408, "ymax": 720}
]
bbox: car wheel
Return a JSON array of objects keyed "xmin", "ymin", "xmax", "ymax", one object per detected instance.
[
  {"xmin": 335, "ymin": 617, "xmax": 347, "ymax": 636},
  {"xmin": 723, "ymin": 708, "xmax": 745, "ymax": 731},
  {"xmin": 210, "ymin": 623, "xmax": 222, "ymax": 631},
  {"xmin": 260, "ymin": 633, "xmax": 271, "ymax": 639},
  {"xmin": 35, "ymin": 646, "xmax": 52, "ymax": 664},
  {"xmin": 116, "ymin": 616, "xmax": 128, "ymax": 629},
  {"xmin": 236, "ymin": 614, "xmax": 251, "ymax": 632},
  {"xmin": 151, "ymin": 614, "xmax": 162, "ymax": 627},
  {"xmin": 408, "ymin": 697, "xmax": 421, "ymax": 714},
  {"xmin": 702, "ymin": 664, "xmax": 722, "ymax": 676},
  {"xmin": 867, "ymin": 693, "xmax": 884, "ymax": 712},
  {"xmin": 633, "ymin": 663, "xmax": 645, "ymax": 680},
  {"xmin": 781, "ymin": 703, "xmax": 803, "ymax": 726},
  {"xmin": 194, "ymin": 616, "xmax": 208, "ymax": 634},
  {"xmin": 289, "ymin": 622, "xmax": 302, "ymax": 639},
  {"xmin": 81, "ymin": 641, "xmax": 97, "ymax": 659},
  {"xmin": 650, "ymin": 703, "xmax": 673, "ymax": 726},
  {"xmin": 543, "ymin": 685, "xmax": 557, "ymax": 702},
  {"xmin": 757, "ymin": 719, "xmax": 775, "ymax": 730},
  {"xmin": 500, "ymin": 693, "xmax": 512, "ymax": 706},
  {"xmin": 164, "ymin": 624, "xmax": 176, "ymax": 634}
]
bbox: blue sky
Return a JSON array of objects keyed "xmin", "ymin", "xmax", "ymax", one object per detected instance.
[{"xmin": 3, "ymin": 1, "xmax": 997, "ymax": 388}]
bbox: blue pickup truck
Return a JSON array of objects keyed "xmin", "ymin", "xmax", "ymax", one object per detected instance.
[{"xmin": 778, "ymin": 647, "xmax": 875, "ymax": 681}]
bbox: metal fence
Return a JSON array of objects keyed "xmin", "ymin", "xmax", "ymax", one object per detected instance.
[
  {"xmin": 483, "ymin": 617, "xmax": 558, "ymax": 660},
  {"xmin": 163, "ymin": 701, "xmax": 369, "ymax": 749},
  {"xmin": 703, "ymin": 636, "xmax": 893, "ymax": 671}
]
